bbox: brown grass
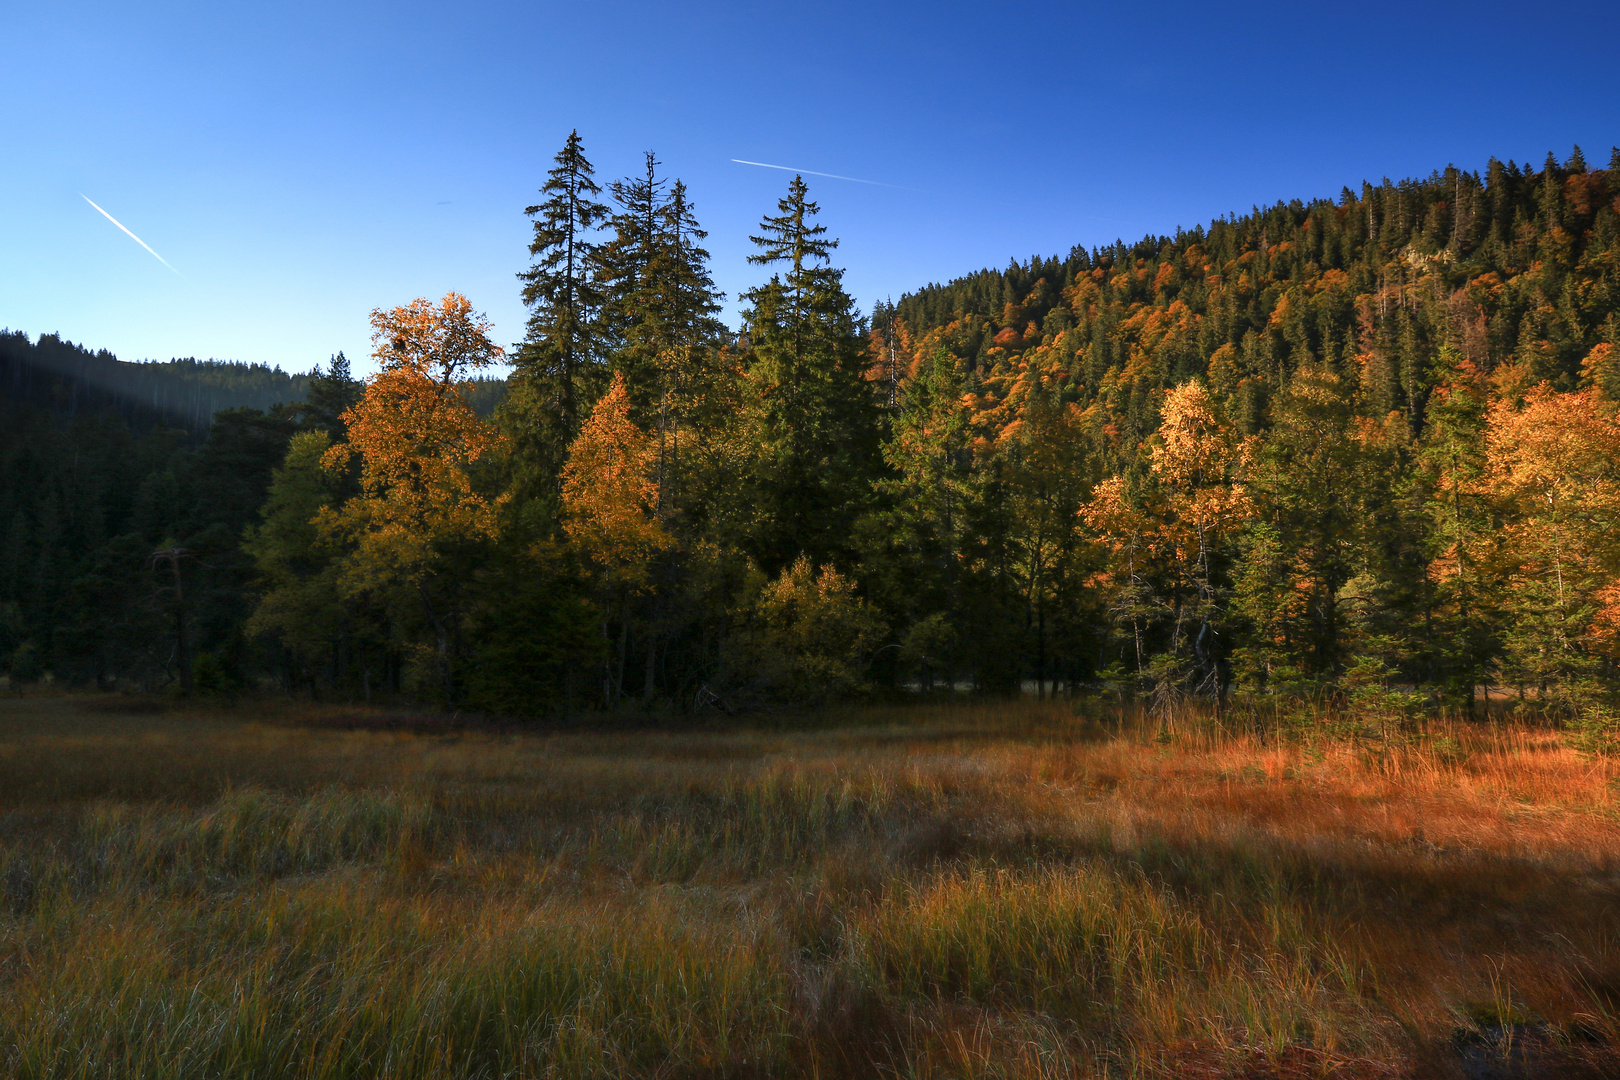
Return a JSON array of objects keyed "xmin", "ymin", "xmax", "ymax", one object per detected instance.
[{"xmin": 2, "ymin": 693, "xmax": 1619, "ymax": 1078}]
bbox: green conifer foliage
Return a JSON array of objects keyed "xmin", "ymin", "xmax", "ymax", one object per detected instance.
[
  {"xmin": 738, "ymin": 176, "xmax": 882, "ymax": 572},
  {"xmin": 1414, "ymin": 353, "xmax": 1499, "ymax": 708},
  {"xmin": 601, "ymin": 155, "xmax": 725, "ymax": 422},
  {"xmin": 508, "ymin": 130, "xmax": 611, "ymax": 490},
  {"xmin": 301, "ymin": 352, "xmax": 362, "ymax": 439}
]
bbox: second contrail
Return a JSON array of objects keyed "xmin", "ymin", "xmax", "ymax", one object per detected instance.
[
  {"xmin": 731, "ymin": 159, "xmax": 909, "ymax": 190},
  {"xmin": 81, "ymin": 194, "xmax": 179, "ymax": 274}
]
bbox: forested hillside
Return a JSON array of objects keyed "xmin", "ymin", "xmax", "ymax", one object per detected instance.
[
  {"xmin": 8, "ymin": 142, "xmax": 1620, "ymax": 729},
  {"xmin": 0, "ymin": 331, "xmax": 313, "ymax": 432},
  {"xmin": 873, "ymin": 148, "xmax": 1620, "ymax": 716},
  {"xmin": 892, "ymin": 149, "xmax": 1619, "ymax": 430}
]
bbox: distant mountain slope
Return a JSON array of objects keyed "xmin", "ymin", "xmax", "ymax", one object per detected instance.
[
  {"xmin": 0, "ymin": 330, "xmax": 313, "ymax": 431},
  {"xmin": 0, "ymin": 330, "xmax": 510, "ymax": 430}
]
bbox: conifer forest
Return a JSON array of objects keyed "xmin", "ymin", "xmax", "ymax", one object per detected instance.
[{"xmin": 7, "ymin": 139, "xmax": 1620, "ymax": 729}]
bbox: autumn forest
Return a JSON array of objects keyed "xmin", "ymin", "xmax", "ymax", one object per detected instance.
[{"xmin": 6, "ymin": 138, "xmax": 1620, "ymax": 729}]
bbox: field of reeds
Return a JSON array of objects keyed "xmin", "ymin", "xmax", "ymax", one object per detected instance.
[{"xmin": 3, "ymin": 695, "xmax": 1620, "ymax": 1078}]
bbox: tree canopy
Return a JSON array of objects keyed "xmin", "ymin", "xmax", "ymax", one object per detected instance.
[{"xmin": 11, "ymin": 142, "xmax": 1620, "ymax": 729}]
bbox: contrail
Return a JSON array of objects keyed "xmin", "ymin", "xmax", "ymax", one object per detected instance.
[
  {"xmin": 80, "ymin": 194, "xmax": 179, "ymax": 274},
  {"xmin": 731, "ymin": 159, "xmax": 914, "ymax": 190}
]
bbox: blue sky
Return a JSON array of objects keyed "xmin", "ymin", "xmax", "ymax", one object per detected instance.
[{"xmin": 3, "ymin": 1, "xmax": 1618, "ymax": 376}]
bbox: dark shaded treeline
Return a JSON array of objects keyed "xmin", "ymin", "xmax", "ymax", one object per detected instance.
[
  {"xmin": 0, "ymin": 330, "xmax": 313, "ymax": 434},
  {"xmin": 0, "ymin": 329, "xmax": 510, "ymax": 694},
  {"xmin": 0, "ymin": 332, "xmax": 511, "ymax": 435},
  {"xmin": 0, "ymin": 339, "xmax": 367, "ymax": 688}
]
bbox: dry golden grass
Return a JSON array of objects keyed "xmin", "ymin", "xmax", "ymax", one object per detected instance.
[{"xmin": 2, "ymin": 693, "xmax": 1619, "ymax": 1078}]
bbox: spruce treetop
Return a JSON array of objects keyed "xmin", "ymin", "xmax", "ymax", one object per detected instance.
[{"xmin": 748, "ymin": 174, "xmax": 837, "ymax": 280}]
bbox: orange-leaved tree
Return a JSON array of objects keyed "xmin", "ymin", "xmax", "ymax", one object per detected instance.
[
  {"xmin": 561, "ymin": 372, "xmax": 673, "ymax": 704},
  {"xmin": 321, "ymin": 292, "xmax": 507, "ymax": 702},
  {"xmin": 561, "ymin": 372, "xmax": 672, "ymax": 582}
]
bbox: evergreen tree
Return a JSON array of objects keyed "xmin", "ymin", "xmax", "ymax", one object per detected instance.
[
  {"xmin": 508, "ymin": 130, "xmax": 610, "ymax": 489},
  {"xmin": 1242, "ymin": 367, "xmax": 1373, "ymax": 677},
  {"xmin": 244, "ymin": 429, "xmax": 379, "ymax": 698},
  {"xmin": 601, "ymin": 152, "xmax": 669, "ymax": 414},
  {"xmin": 739, "ymin": 176, "xmax": 882, "ymax": 571},
  {"xmin": 302, "ymin": 352, "xmax": 362, "ymax": 439},
  {"xmin": 601, "ymin": 156, "xmax": 725, "ymax": 422},
  {"xmin": 1415, "ymin": 354, "xmax": 1499, "ymax": 708},
  {"xmin": 860, "ymin": 347, "xmax": 973, "ymax": 638},
  {"xmin": 659, "ymin": 179, "xmax": 726, "ymax": 354}
]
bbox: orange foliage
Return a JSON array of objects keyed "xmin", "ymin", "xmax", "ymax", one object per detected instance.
[
  {"xmin": 1142, "ymin": 381, "xmax": 1254, "ymax": 581},
  {"xmin": 1487, "ymin": 387, "xmax": 1620, "ymax": 661},
  {"xmin": 991, "ymin": 326, "xmax": 1022, "ymax": 349},
  {"xmin": 1081, "ymin": 476, "xmax": 1156, "ymax": 559},
  {"xmin": 1592, "ymin": 579, "xmax": 1620, "ymax": 659},
  {"xmin": 1487, "ymin": 386, "xmax": 1620, "ymax": 508},
  {"xmin": 560, "ymin": 373, "xmax": 671, "ymax": 586},
  {"xmin": 322, "ymin": 293, "xmax": 507, "ymax": 585},
  {"xmin": 1582, "ymin": 342, "xmax": 1617, "ymax": 399}
]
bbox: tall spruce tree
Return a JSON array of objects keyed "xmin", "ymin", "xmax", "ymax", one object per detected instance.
[
  {"xmin": 601, "ymin": 155, "xmax": 725, "ymax": 421},
  {"xmin": 647, "ymin": 177, "xmax": 727, "ymax": 522},
  {"xmin": 739, "ymin": 176, "xmax": 882, "ymax": 571},
  {"xmin": 508, "ymin": 130, "xmax": 610, "ymax": 489},
  {"xmin": 861, "ymin": 346, "xmax": 973, "ymax": 630},
  {"xmin": 1415, "ymin": 355, "xmax": 1498, "ymax": 709},
  {"xmin": 661, "ymin": 179, "xmax": 726, "ymax": 351},
  {"xmin": 601, "ymin": 151, "xmax": 668, "ymax": 414}
]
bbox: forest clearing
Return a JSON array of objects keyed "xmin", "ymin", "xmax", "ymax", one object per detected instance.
[{"xmin": 3, "ymin": 693, "xmax": 1618, "ymax": 1079}]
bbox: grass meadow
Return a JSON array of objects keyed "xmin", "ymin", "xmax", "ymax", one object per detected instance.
[{"xmin": 2, "ymin": 695, "xmax": 1620, "ymax": 1078}]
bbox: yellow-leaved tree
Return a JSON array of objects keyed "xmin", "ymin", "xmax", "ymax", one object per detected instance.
[
  {"xmin": 321, "ymin": 292, "xmax": 507, "ymax": 702},
  {"xmin": 1083, "ymin": 379, "xmax": 1250, "ymax": 707},
  {"xmin": 1150, "ymin": 380, "xmax": 1253, "ymax": 695},
  {"xmin": 1487, "ymin": 385, "xmax": 1620, "ymax": 714}
]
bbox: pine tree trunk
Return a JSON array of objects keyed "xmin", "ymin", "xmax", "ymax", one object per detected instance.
[{"xmin": 155, "ymin": 550, "xmax": 193, "ymax": 698}]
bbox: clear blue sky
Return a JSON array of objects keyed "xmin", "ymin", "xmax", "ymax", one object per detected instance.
[{"xmin": 4, "ymin": 1, "xmax": 1618, "ymax": 376}]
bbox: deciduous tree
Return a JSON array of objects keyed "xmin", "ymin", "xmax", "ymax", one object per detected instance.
[
  {"xmin": 321, "ymin": 293, "xmax": 507, "ymax": 702},
  {"xmin": 1487, "ymin": 385, "xmax": 1620, "ymax": 709}
]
